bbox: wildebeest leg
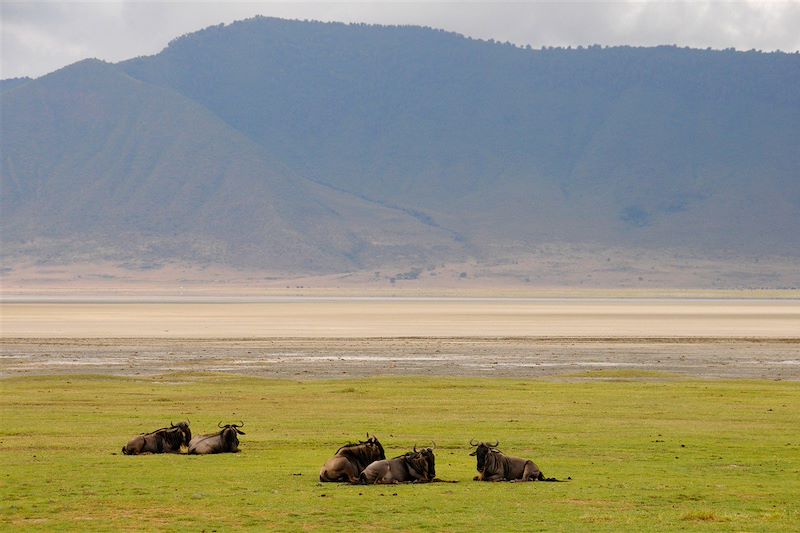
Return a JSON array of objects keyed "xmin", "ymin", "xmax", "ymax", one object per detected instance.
[
  {"xmin": 324, "ymin": 463, "xmax": 359, "ymax": 483},
  {"xmin": 340, "ymin": 462, "xmax": 359, "ymax": 483},
  {"xmin": 129, "ymin": 437, "xmax": 147, "ymax": 454},
  {"xmin": 522, "ymin": 461, "xmax": 542, "ymax": 481},
  {"xmin": 321, "ymin": 471, "xmax": 347, "ymax": 482}
]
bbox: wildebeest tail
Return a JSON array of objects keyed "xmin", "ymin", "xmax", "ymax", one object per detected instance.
[
  {"xmin": 538, "ymin": 472, "xmax": 568, "ymax": 482},
  {"xmin": 121, "ymin": 446, "xmax": 128, "ymax": 455}
]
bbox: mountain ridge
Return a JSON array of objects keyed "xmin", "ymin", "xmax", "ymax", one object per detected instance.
[
  {"xmin": 1, "ymin": 57, "xmax": 463, "ymax": 271},
  {"xmin": 2, "ymin": 17, "xmax": 798, "ymax": 285}
]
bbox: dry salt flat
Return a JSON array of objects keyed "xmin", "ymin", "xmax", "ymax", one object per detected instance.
[{"xmin": 2, "ymin": 297, "xmax": 798, "ymax": 380}]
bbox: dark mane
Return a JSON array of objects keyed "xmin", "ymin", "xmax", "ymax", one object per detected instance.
[
  {"xmin": 392, "ymin": 451, "xmax": 417, "ymax": 459},
  {"xmin": 142, "ymin": 422, "xmax": 189, "ymax": 437},
  {"xmin": 334, "ymin": 442, "xmax": 364, "ymax": 455},
  {"xmin": 396, "ymin": 450, "xmax": 435, "ymax": 479},
  {"xmin": 336, "ymin": 444, "xmax": 372, "ymax": 461},
  {"xmin": 141, "ymin": 427, "xmax": 170, "ymax": 436},
  {"xmin": 335, "ymin": 439, "xmax": 384, "ymax": 466},
  {"xmin": 483, "ymin": 448, "xmax": 510, "ymax": 478}
]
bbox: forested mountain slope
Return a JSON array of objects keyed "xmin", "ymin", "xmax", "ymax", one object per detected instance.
[{"xmin": 2, "ymin": 17, "xmax": 798, "ymax": 276}]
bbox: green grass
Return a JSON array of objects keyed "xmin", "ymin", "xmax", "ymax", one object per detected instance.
[{"xmin": 1, "ymin": 375, "xmax": 799, "ymax": 531}]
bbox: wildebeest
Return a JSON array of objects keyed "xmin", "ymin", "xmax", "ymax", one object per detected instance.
[
  {"xmin": 121, "ymin": 421, "xmax": 192, "ymax": 455},
  {"xmin": 188, "ymin": 422, "xmax": 245, "ymax": 454},
  {"xmin": 319, "ymin": 434, "xmax": 385, "ymax": 483},
  {"xmin": 359, "ymin": 446, "xmax": 436, "ymax": 484},
  {"xmin": 470, "ymin": 440, "xmax": 562, "ymax": 482}
]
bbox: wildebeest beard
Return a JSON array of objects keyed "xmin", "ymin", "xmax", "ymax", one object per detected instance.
[
  {"xmin": 170, "ymin": 421, "xmax": 192, "ymax": 446},
  {"xmin": 153, "ymin": 422, "xmax": 191, "ymax": 451},
  {"xmin": 161, "ymin": 427, "xmax": 185, "ymax": 450}
]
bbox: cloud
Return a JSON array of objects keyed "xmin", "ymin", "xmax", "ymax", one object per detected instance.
[{"xmin": 3, "ymin": 1, "xmax": 799, "ymax": 79}]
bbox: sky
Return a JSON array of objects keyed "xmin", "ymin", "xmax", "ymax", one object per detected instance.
[{"xmin": 2, "ymin": 1, "xmax": 800, "ymax": 79}]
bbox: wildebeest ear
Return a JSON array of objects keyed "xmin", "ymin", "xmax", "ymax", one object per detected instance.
[
  {"xmin": 469, "ymin": 450, "xmax": 477, "ymax": 456},
  {"xmin": 235, "ymin": 428, "xmax": 246, "ymax": 435}
]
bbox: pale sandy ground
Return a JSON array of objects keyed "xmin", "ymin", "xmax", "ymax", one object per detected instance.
[
  {"xmin": 1, "ymin": 298, "xmax": 798, "ymax": 380},
  {"xmin": 3, "ymin": 298, "xmax": 799, "ymax": 338},
  {"xmin": 2, "ymin": 337, "xmax": 798, "ymax": 380}
]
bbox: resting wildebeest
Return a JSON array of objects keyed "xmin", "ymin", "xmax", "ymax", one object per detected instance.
[
  {"xmin": 319, "ymin": 434, "xmax": 385, "ymax": 483},
  {"xmin": 470, "ymin": 440, "xmax": 563, "ymax": 482},
  {"xmin": 188, "ymin": 422, "xmax": 245, "ymax": 454},
  {"xmin": 359, "ymin": 446, "xmax": 436, "ymax": 484},
  {"xmin": 121, "ymin": 421, "xmax": 192, "ymax": 455}
]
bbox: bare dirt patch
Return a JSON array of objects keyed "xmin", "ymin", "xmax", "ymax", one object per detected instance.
[
  {"xmin": 2, "ymin": 336, "xmax": 798, "ymax": 380},
  {"xmin": 2, "ymin": 298, "xmax": 797, "ymax": 380},
  {"xmin": 2, "ymin": 298, "xmax": 798, "ymax": 337}
]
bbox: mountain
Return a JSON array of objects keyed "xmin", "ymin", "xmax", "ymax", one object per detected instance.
[
  {"xmin": 0, "ymin": 77, "xmax": 31, "ymax": 93},
  {"xmin": 0, "ymin": 58, "xmax": 461, "ymax": 271},
  {"xmin": 2, "ymin": 17, "xmax": 799, "ymax": 282}
]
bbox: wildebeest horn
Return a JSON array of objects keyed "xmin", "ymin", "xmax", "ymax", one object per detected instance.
[
  {"xmin": 413, "ymin": 444, "xmax": 417, "ymax": 453},
  {"xmin": 218, "ymin": 421, "xmax": 224, "ymax": 428},
  {"xmin": 492, "ymin": 440, "xmax": 499, "ymax": 447},
  {"xmin": 469, "ymin": 439, "xmax": 478, "ymax": 446},
  {"xmin": 431, "ymin": 442, "xmax": 436, "ymax": 450}
]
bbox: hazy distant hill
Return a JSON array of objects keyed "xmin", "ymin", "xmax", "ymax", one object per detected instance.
[
  {"xmin": 0, "ymin": 58, "xmax": 461, "ymax": 271},
  {"xmin": 2, "ymin": 17, "xmax": 799, "ymax": 278},
  {"xmin": 121, "ymin": 18, "xmax": 800, "ymax": 253},
  {"xmin": 0, "ymin": 77, "xmax": 31, "ymax": 93}
]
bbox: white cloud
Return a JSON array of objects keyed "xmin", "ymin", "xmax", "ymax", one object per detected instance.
[{"xmin": 2, "ymin": 1, "xmax": 799, "ymax": 79}]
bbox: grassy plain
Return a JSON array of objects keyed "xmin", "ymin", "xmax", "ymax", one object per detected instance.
[{"xmin": 2, "ymin": 374, "xmax": 799, "ymax": 531}]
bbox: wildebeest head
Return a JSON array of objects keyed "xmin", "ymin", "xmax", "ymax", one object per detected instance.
[
  {"xmin": 170, "ymin": 420, "xmax": 192, "ymax": 447},
  {"xmin": 417, "ymin": 444, "xmax": 436, "ymax": 479},
  {"xmin": 364, "ymin": 434, "xmax": 385, "ymax": 460},
  {"xmin": 405, "ymin": 444, "xmax": 437, "ymax": 480},
  {"xmin": 335, "ymin": 433, "xmax": 385, "ymax": 461},
  {"xmin": 469, "ymin": 440, "xmax": 499, "ymax": 470},
  {"xmin": 219, "ymin": 421, "xmax": 245, "ymax": 447}
]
